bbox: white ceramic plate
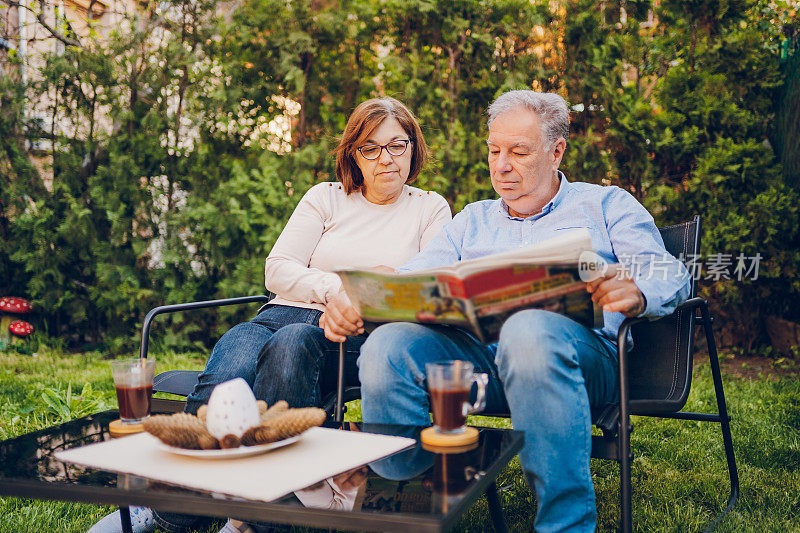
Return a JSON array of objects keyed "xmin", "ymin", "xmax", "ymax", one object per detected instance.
[{"xmin": 152, "ymin": 434, "xmax": 302, "ymax": 459}]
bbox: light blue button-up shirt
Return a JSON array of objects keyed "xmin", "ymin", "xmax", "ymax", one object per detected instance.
[{"xmin": 399, "ymin": 173, "xmax": 692, "ymax": 342}]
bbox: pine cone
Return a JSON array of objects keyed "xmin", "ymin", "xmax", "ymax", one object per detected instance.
[
  {"xmin": 196, "ymin": 405, "xmax": 208, "ymax": 422},
  {"xmin": 143, "ymin": 413, "xmax": 219, "ymax": 450},
  {"xmin": 197, "ymin": 432, "xmax": 219, "ymax": 449},
  {"xmin": 144, "ymin": 413, "xmax": 202, "ymax": 435},
  {"xmin": 219, "ymin": 434, "xmax": 241, "ymax": 449},
  {"xmin": 256, "ymin": 400, "xmax": 268, "ymax": 415},
  {"xmin": 155, "ymin": 426, "xmax": 199, "ymax": 449},
  {"xmin": 260, "ymin": 400, "xmax": 289, "ymax": 424},
  {"xmin": 267, "ymin": 408, "xmax": 326, "ymax": 440},
  {"xmin": 143, "ymin": 414, "xmax": 170, "ymax": 435},
  {"xmin": 241, "ymin": 425, "xmax": 279, "ymax": 446},
  {"xmin": 171, "ymin": 412, "xmax": 208, "ymax": 430},
  {"xmin": 141, "ymin": 402, "xmax": 321, "ymax": 450}
]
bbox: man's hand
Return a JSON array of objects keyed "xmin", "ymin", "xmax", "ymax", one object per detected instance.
[
  {"xmin": 585, "ymin": 263, "xmax": 646, "ymax": 317},
  {"xmin": 320, "ymin": 291, "xmax": 364, "ymax": 342}
]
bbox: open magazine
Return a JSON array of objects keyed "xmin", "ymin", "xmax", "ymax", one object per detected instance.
[{"xmin": 336, "ymin": 229, "xmax": 604, "ymax": 343}]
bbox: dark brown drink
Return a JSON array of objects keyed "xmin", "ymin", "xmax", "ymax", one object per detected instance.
[
  {"xmin": 429, "ymin": 387, "xmax": 470, "ymax": 431},
  {"xmin": 432, "ymin": 448, "xmax": 476, "ymax": 494},
  {"xmin": 429, "ymin": 444, "xmax": 478, "ymax": 513},
  {"xmin": 115, "ymin": 384, "xmax": 153, "ymax": 421}
]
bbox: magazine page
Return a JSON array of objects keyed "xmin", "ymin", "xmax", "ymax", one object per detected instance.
[
  {"xmin": 447, "ymin": 228, "xmax": 593, "ymax": 278},
  {"xmin": 337, "ymin": 270, "xmax": 477, "ymax": 332},
  {"xmin": 469, "ymin": 265, "xmax": 602, "ymax": 342},
  {"xmin": 336, "ymin": 228, "xmax": 600, "ymax": 343}
]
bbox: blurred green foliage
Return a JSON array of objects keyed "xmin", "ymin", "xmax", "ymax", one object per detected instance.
[
  {"xmin": 0, "ymin": 0, "xmax": 797, "ymax": 351},
  {"xmin": 40, "ymin": 382, "xmax": 110, "ymax": 423}
]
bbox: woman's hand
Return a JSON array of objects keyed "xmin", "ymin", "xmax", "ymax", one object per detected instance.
[{"xmin": 322, "ymin": 291, "xmax": 364, "ymax": 342}]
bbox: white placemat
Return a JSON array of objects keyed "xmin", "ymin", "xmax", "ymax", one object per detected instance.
[{"xmin": 55, "ymin": 427, "xmax": 415, "ymax": 503}]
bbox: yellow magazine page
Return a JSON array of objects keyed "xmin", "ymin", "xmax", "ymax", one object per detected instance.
[{"xmin": 338, "ymin": 270, "xmax": 474, "ymax": 328}]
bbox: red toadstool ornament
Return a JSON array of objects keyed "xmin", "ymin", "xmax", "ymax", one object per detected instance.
[
  {"xmin": 0, "ymin": 297, "xmax": 33, "ymax": 314},
  {"xmin": 9, "ymin": 320, "xmax": 34, "ymax": 337},
  {"xmin": 0, "ymin": 297, "xmax": 33, "ymax": 346}
]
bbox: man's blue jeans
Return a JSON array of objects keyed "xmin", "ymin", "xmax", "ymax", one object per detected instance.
[
  {"xmin": 358, "ymin": 309, "xmax": 619, "ymax": 533},
  {"xmin": 185, "ymin": 304, "xmax": 364, "ymax": 413}
]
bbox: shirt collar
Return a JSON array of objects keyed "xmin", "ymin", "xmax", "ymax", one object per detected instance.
[{"xmin": 497, "ymin": 171, "xmax": 571, "ymax": 220}]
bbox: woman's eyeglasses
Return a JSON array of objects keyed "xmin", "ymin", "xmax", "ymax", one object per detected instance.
[{"xmin": 357, "ymin": 139, "xmax": 412, "ymax": 160}]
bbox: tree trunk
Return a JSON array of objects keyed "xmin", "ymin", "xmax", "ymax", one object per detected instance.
[{"xmin": 295, "ymin": 52, "xmax": 312, "ymax": 149}]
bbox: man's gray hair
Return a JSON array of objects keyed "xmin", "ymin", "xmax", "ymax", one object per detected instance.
[{"xmin": 487, "ymin": 90, "xmax": 570, "ymax": 147}]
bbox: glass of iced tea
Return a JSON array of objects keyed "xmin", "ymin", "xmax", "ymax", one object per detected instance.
[
  {"xmin": 426, "ymin": 361, "xmax": 488, "ymax": 435},
  {"xmin": 110, "ymin": 358, "xmax": 155, "ymax": 425}
]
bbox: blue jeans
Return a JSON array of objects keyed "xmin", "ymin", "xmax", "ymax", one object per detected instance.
[
  {"xmin": 358, "ymin": 309, "xmax": 619, "ymax": 533},
  {"xmin": 157, "ymin": 305, "xmax": 364, "ymax": 532},
  {"xmin": 252, "ymin": 321, "xmax": 364, "ymax": 407},
  {"xmin": 186, "ymin": 305, "xmax": 364, "ymax": 412}
]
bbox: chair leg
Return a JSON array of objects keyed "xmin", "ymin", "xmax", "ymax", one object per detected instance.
[
  {"xmin": 486, "ymin": 481, "xmax": 507, "ymax": 533},
  {"xmin": 619, "ymin": 423, "xmax": 632, "ymax": 533},
  {"xmin": 699, "ymin": 303, "xmax": 740, "ymax": 531},
  {"xmin": 119, "ymin": 506, "xmax": 133, "ymax": 533},
  {"xmin": 617, "ymin": 325, "xmax": 633, "ymax": 533}
]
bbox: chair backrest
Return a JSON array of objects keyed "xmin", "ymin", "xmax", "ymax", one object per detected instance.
[{"xmin": 627, "ymin": 215, "xmax": 700, "ymax": 414}]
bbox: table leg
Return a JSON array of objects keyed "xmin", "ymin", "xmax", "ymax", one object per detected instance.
[
  {"xmin": 486, "ymin": 481, "xmax": 507, "ymax": 533},
  {"xmin": 119, "ymin": 506, "xmax": 134, "ymax": 533}
]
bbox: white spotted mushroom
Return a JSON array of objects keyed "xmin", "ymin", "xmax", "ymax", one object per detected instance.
[
  {"xmin": 9, "ymin": 320, "xmax": 34, "ymax": 339},
  {"xmin": 0, "ymin": 297, "xmax": 33, "ymax": 344}
]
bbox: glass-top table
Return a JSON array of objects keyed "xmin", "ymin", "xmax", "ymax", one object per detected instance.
[{"xmin": 0, "ymin": 398, "xmax": 523, "ymax": 532}]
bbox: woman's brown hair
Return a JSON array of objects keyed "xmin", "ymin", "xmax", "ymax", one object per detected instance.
[{"xmin": 334, "ymin": 97, "xmax": 429, "ymax": 194}]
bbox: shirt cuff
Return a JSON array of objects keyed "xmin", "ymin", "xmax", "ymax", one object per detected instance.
[
  {"xmin": 634, "ymin": 276, "xmax": 662, "ymax": 317},
  {"xmin": 322, "ymin": 275, "xmax": 344, "ymax": 304},
  {"xmin": 634, "ymin": 275, "xmax": 689, "ymax": 318}
]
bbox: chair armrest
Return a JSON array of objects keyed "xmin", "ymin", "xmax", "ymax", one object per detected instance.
[
  {"xmin": 616, "ymin": 296, "xmax": 707, "ymax": 350},
  {"xmin": 673, "ymin": 296, "xmax": 707, "ymax": 313},
  {"xmin": 140, "ymin": 295, "xmax": 272, "ymax": 359},
  {"xmin": 614, "ymin": 296, "xmax": 708, "ymax": 432}
]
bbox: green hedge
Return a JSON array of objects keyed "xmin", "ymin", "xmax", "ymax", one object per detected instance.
[{"xmin": 0, "ymin": 0, "xmax": 795, "ymax": 351}]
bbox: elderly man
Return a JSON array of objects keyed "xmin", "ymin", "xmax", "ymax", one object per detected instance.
[{"xmin": 323, "ymin": 90, "xmax": 691, "ymax": 532}]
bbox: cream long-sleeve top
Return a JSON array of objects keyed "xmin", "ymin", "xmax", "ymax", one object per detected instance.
[{"xmin": 264, "ymin": 181, "xmax": 452, "ymax": 311}]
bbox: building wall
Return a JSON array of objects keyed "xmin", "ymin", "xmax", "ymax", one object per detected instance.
[{"xmin": 1, "ymin": 0, "xmax": 145, "ymax": 189}]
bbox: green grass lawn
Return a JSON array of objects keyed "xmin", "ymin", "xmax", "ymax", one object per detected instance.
[{"xmin": 1, "ymin": 345, "xmax": 798, "ymax": 532}]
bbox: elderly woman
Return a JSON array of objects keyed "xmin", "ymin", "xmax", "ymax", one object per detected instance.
[
  {"xmin": 186, "ymin": 96, "xmax": 451, "ymax": 413},
  {"xmin": 89, "ymin": 96, "xmax": 450, "ymax": 533}
]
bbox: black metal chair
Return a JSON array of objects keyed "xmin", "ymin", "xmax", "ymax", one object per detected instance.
[
  {"xmin": 143, "ymin": 295, "xmax": 272, "ymax": 396},
  {"xmin": 585, "ymin": 215, "xmax": 738, "ymax": 532},
  {"xmin": 144, "ymin": 293, "xmax": 351, "ymax": 420},
  {"xmin": 329, "ymin": 215, "xmax": 739, "ymax": 532}
]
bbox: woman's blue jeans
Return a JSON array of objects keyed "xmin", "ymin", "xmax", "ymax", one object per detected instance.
[
  {"xmin": 357, "ymin": 309, "xmax": 619, "ymax": 533},
  {"xmin": 155, "ymin": 304, "xmax": 364, "ymax": 533},
  {"xmin": 185, "ymin": 304, "xmax": 364, "ymax": 413}
]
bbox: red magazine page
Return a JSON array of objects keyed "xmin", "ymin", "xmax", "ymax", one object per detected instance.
[{"xmin": 460, "ymin": 265, "xmax": 550, "ymax": 297}]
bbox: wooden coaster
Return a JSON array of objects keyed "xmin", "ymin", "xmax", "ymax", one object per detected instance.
[
  {"xmin": 420, "ymin": 426, "xmax": 479, "ymax": 448},
  {"xmin": 109, "ymin": 419, "xmax": 144, "ymax": 438},
  {"xmin": 422, "ymin": 440, "xmax": 479, "ymax": 454}
]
